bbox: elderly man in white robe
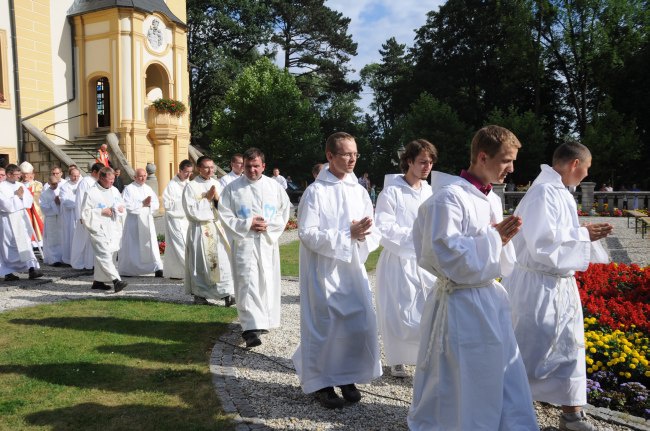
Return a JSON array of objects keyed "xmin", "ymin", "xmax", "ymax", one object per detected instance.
[
  {"xmin": 81, "ymin": 167, "xmax": 127, "ymax": 292},
  {"xmin": 374, "ymin": 139, "xmax": 437, "ymax": 378},
  {"xmin": 39, "ymin": 175, "xmax": 64, "ymax": 266},
  {"xmin": 0, "ymin": 164, "xmax": 44, "ymax": 281},
  {"xmin": 183, "ymin": 155, "xmax": 235, "ymax": 306},
  {"xmin": 59, "ymin": 168, "xmax": 81, "ymax": 266},
  {"xmin": 409, "ymin": 125, "xmax": 539, "ymax": 430},
  {"xmin": 119, "ymin": 168, "xmax": 163, "ymax": 277},
  {"xmin": 162, "ymin": 159, "xmax": 193, "ymax": 279},
  {"xmin": 501, "ymin": 142, "xmax": 612, "ymax": 431},
  {"xmin": 71, "ymin": 162, "xmax": 103, "ymax": 270},
  {"xmin": 292, "ymin": 132, "xmax": 381, "ymax": 409},
  {"xmin": 219, "ymin": 153, "xmax": 244, "ymax": 188},
  {"xmin": 219, "ymin": 148, "xmax": 290, "ymax": 348}
]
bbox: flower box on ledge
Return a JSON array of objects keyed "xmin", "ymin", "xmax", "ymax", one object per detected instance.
[{"xmin": 147, "ymin": 98, "xmax": 186, "ymax": 128}]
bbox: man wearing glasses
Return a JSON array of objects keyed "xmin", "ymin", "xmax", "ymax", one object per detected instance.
[{"xmin": 293, "ymin": 132, "xmax": 381, "ymax": 409}]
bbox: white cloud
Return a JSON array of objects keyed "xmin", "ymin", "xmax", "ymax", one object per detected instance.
[{"xmin": 325, "ymin": 0, "xmax": 444, "ymax": 110}]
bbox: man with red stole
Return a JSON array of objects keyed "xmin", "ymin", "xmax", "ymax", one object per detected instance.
[{"xmin": 19, "ymin": 161, "xmax": 44, "ymax": 247}]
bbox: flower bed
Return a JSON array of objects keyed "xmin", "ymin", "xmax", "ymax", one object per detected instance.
[
  {"xmin": 285, "ymin": 217, "xmax": 297, "ymax": 230},
  {"xmin": 576, "ymin": 263, "xmax": 650, "ymax": 417}
]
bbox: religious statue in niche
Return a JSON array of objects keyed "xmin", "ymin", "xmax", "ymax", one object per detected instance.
[{"xmin": 147, "ymin": 19, "xmax": 164, "ymax": 50}]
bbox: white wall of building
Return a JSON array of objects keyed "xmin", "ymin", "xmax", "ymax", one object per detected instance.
[{"xmin": 0, "ymin": 1, "xmax": 18, "ymax": 154}]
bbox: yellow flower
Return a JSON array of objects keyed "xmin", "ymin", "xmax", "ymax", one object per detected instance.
[
  {"xmin": 625, "ymin": 372, "xmax": 632, "ymax": 378},
  {"xmin": 589, "ymin": 347, "xmax": 597, "ymax": 354},
  {"xmin": 629, "ymin": 364, "xmax": 637, "ymax": 370}
]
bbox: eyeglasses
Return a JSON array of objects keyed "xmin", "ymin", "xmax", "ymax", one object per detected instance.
[{"xmin": 335, "ymin": 152, "xmax": 360, "ymax": 160}]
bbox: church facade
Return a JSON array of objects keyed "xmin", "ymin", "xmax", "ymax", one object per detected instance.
[{"xmin": 0, "ymin": 0, "xmax": 190, "ymax": 195}]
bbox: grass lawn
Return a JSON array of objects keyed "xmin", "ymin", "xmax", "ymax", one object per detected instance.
[
  {"xmin": 0, "ymin": 299, "xmax": 238, "ymax": 431},
  {"xmin": 280, "ymin": 239, "xmax": 383, "ymax": 277}
]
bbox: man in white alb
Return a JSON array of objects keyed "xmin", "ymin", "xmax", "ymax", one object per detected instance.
[
  {"xmin": 292, "ymin": 132, "xmax": 381, "ymax": 409},
  {"xmin": 271, "ymin": 167, "xmax": 288, "ymax": 190},
  {"xmin": 219, "ymin": 148, "xmax": 290, "ymax": 348},
  {"xmin": 39, "ymin": 175, "xmax": 64, "ymax": 266},
  {"xmin": 81, "ymin": 167, "xmax": 127, "ymax": 292},
  {"xmin": 59, "ymin": 168, "xmax": 81, "ymax": 266},
  {"xmin": 0, "ymin": 164, "xmax": 44, "ymax": 281},
  {"xmin": 219, "ymin": 153, "xmax": 244, "ymax": 188},
  {"xmin": 182, "ymin": 156, "xmax": 235, "ymax": 306},
  {"xmin": 118, "ymin": 168, "xmax": 163, "ymax": 277},
  {"xmin": 71, "ymin": 162, "xmax": 104, "ymax": 270},
  {"xmin": 374, "ymin": 139, "xmax": 438, "ymax": 378},
  {"xmin": 162, "ymin": 160, "xmax": 193, "ymax": 279},
  {"xmin": 408, "ymin": 125, "xmax": 538, "ymax": 430},
  {"xmin": 501, "ymin": 141, "xmax": 613, "ymax": 431}
]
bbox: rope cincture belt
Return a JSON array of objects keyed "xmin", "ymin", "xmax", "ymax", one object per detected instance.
[
  {"xmin": 421, "ymin": 277, "xmax": 492, "ymax": 366},
  {"xmin": 515, "ymin": 264, "xmax": 584, "ymax": 362}
]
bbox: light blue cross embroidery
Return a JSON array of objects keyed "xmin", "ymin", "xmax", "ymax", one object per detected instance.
[
  {"xmin": 237, "ymin": 205, "xmax": 251, "ymax": 219},
  {"xmin": 263, "ymin": 204, "xmax": 277, "ymax": 221}
]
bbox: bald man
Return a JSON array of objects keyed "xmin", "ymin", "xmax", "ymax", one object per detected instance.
[{"xmin": 118, "ymin": 168, "xmax": 163, "ymax": 277}]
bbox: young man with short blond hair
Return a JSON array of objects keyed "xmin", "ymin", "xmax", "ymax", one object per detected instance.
[{"xmin": 409, "ymin": 125, "xmax": 538, "ymax": 430}]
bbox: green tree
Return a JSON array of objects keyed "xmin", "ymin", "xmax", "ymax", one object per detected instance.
[
  {"xmin": 269, "ymin": 0, "xmax": 359, "ymax": 102},
  {"xmin": 410, "ymin": 0, "xmax": 545, "ymax": 129},
  {"xmin": 582, "ymin": 99, "xmax": 642, "ymax": 188},
  {"xmin": 486, "ymin": 108, "xmax": 548, "ymax": 184},
  {"xmin": 535, "ymin": 0, "xmax": 647, "ymax": 136},
  {"xmin": 187, "ymin": 0, "xmax": 273, "ymax": 147},
  {"xmin": 360, "ymin": 38, "xmax": 414, "ymax": 132},
  {"xmin": 210, "ymin": 58, "xmax": 321, "ymax": 182},
  {"xmin": 385, "ymin": 93, "xmax": 473, "ymax": 178}
]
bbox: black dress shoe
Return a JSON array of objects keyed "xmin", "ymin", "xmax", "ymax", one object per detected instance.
[
  {"xmin": 113, "ymin": 279, "xmax": 128, "ymax": 293},
  {"xmin": 91, "ymin": 281, "xmax": 111, "ymax": 290},
  {"xmin": 338, "ymin": 384, "xmax": 361, "ymax": 403},
  {"xmin": 154, "ymin": 270, "xmax": 163, "ymax": 278},
  {"xmin": 224, "ymin": 295, "xmax": 236, "ymax": 307},
  {"xmin": 28, "ymin": 268, "xmax": 44, "ymax": 279},
  {"xmin": 314, "ymin": 387, "xmax": 345, "ymax": 409},
  {"xmin": 52, "ymin": 262, "xmax": 63, "ymax": 267},
  {"xmin": 242, "ymin": 330, "xmax": 262, "ymax": 348},
  {"xmin": 4, "ymin": 273, "xmax": 19, "ymax": 281}
]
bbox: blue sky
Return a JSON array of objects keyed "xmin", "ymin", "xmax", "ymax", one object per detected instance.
[{"xmin": 326, "ymin": 0, "xmax": 445, "ymax": 109}]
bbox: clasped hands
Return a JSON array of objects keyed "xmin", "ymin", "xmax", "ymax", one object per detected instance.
[
  {"xmin": 351, "ymin": 216, "xmax": 372, "ymax": 242},
  {"xmin": 101, "ymin": 205, "xmax": 125, "ymax": 217},
  {"xmin": 251, "ymin": 216, "xmax": 268, "ymax": 233},
  {"xmin": 583, "ymin": 222, "xmax": 613, "ymax": 241},
  {"xmin": 493, "ymin": 215, "xmax": 522, "ymax": 246}
]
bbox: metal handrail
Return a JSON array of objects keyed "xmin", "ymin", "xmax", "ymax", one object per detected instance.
[{"xmin": 42, "ymin": 113, "xmax": 98, "ymax": 160}]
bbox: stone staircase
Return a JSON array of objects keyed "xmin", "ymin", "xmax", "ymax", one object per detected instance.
[{"xmin": 58, "ymin": 127, "xmax": 110, "ymax": 173}]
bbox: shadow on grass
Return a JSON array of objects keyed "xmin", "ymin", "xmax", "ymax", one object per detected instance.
[
  {"xmin": 0, "ymin": 362, "xmax": 205, "ymax": 397},
  {"xmin": 9, "ymin": 316, "xmax": 230, "ymax": 343},
  {"xmin": 25, "ymin": 402, "xmax": 233, "ymax": 431}
]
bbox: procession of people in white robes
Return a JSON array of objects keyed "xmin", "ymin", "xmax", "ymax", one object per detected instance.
[{"xmin": 5, "ymin": 133, "xmax": 620, "ymax": 430}]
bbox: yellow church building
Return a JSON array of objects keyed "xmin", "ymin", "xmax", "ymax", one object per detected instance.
[{"xmin": 0, "ymin": 0, "xmax": 191, "ymax": 195}]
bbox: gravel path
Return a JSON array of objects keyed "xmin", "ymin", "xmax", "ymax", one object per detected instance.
[{"xmin": 1, "ymin": 216, "xmax": 648, "ymax": 430}]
